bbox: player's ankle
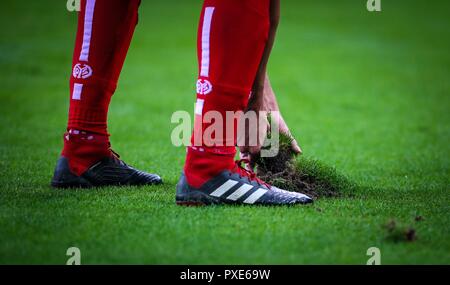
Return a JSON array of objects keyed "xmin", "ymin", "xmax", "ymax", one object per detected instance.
[
  {"xmin": 183, "ymin": 147, "xmax": 235, "ymax": 188},
  {"xmin": 61, "ymin": 129, "xmax": 111, "ymax": 175}
]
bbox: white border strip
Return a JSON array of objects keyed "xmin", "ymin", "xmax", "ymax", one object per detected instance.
[
  {"xmin": 227, "ymin": 184, "xmax": 254, "ymax": 201},
  {"xmin": 210, "ymin": 180, "xmax": 238, "ymax": 197},
  {"xmin": 79, "ymin": 0, "xmax": 96, "ymax": 62},
  {"xmin": 195, "ymin": 99, "xmax": 204, "ymax": 115},
  {"xmin": 72, "ymin": 83, "xmax": 83, "ymax": 100},
  {"xmin": 200, "ymin": 7, "xmax": 215, "ymax": 77},
  {"xmin": 243, "ymin": 189, "xmax": 268, "ymax": 204}
]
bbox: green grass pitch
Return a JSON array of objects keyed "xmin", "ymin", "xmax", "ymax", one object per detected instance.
[{"xmin": 0, "ymin": 0, "xmax": 449, "ymax": 264}]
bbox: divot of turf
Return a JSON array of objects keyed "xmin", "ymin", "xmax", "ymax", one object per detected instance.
[
  {"xmin": 255, "ymin": 130, "xmax": 353, "ymax": 199},
  {"xmin": 384, "ymin": 219, "xmax": 417, "ymax": 243}
]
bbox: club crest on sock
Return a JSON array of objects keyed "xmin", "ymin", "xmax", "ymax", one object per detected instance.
[
  {"xmin": 73, "ymin": 63, "xmax": 93, "ymax": 79},
  {"xmin": 196, "ymin": 79, "xmax": 212, "ymax": 95}
]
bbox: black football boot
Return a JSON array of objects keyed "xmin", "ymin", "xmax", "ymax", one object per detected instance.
[
  {"xmin": 51, "ymin": 154, "xmax": 162, "ymax": 188},
  {"xmin": 176, "ymin": 159, "xmax": 313, "ymax": 206}
]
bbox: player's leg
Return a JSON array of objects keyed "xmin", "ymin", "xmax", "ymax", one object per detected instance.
[
  {"xmin": 177, "ymin": 0, "xmax": 312, "ymax": 205},
  {"xmin": 52, "ymin": 0, "xmax": 161, "ymax": 188}
]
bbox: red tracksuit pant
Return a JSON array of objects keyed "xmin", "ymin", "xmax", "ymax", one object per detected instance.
[{"xmin": 63, "ymin": 0, "xmax": 271, "ymax": 182}]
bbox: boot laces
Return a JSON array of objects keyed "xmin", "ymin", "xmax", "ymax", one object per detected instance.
[
  {"xmin": 233, "ymin": 159, "xmax": 270, "ymax": 188},
  {"xmin": 110, "ymin": 149, "xmax": 126, "ymax": 166}
]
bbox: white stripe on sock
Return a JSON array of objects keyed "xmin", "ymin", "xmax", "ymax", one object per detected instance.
[
  {"xmin": 72, "ymin": 83, "xmax": 83, "ymax": 100},
  {"xmin": 226, "ymin": 184, "xmax": 254, "ymax": 201},
  {"xmin": 243, "ymin": 188, "xmax": 268, "ymax": 204},
  {"xmin": 79, "ymin": 0, "xmax": 96, "ymax": 62},
  {"xmin": 210, "ymin": 179, "xmax": 238, "ymax": 197},
  {"xmin": 195, "ymin": 99, "xmax": 204, "ymax": 115},
  {"xmin": 200, "ymin": 7, "xmax": 214, "ymax": 77}
]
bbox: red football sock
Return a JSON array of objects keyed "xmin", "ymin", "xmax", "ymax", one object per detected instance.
[
  {"xmin": 62, "ymin": 0, "xmax": 141, "ymax": 174},
  {"xmin": 184, "ymin": 148, "xmax": 235, "ymax": 188},
  {"xmin": 184, "ymin": 0, "xmax": 270, "ymax": 188},
  {"xmin": 62, "ymin": 130, "xmax": 111, "ymax": 176}
]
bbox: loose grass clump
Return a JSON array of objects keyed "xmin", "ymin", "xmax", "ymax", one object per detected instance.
[{"xmin": 255, "ymin": 130, "xmax": 353, "ymax": 199}]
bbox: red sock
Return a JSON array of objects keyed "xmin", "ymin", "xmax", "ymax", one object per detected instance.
[
  {"xmin": 184, "ymin": 0, "xmax": 270, "ymax": 188},
  {"xmin": 184, "ymin": 148, "xmax": 235, "ymax": 188},
  {"xmin": 62, "ymin": 0, "xmax": 140, "ymax": 174},
  {"xmin": 62, "ymin": 130, "xmax": 111, "ymax": 176}
]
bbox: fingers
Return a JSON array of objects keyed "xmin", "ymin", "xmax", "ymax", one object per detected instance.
[
  {"xmin": 238, "ymin": 110, "xmax": 268, "ymax": 157},
  {"xmin": 280, "ymin": 128, "xmax": 302, "ymax": 155},
  {"xmin": 291, "ymin": 138, "xmax": 302, "ymax": 155},
  {"xmin": 249, "ymin": 151, "xmax": 260, "ymax": 168},
  {"xmin": 274, "ymin": 113, "xmax": 302, "ymax": 155},
  {"xmin": 239, "ymin": 145, "xmax": 262, "ymax": 156},
  {"xmin": 238, "ymin": 145, "xmax": 249, "ymax": 155},
  {"xmin": 242, "ymin": 137, "xmax": 301, "ymax": 157},
  {"xmin": 248, "ymin": 145, "xmax": 262, "ymax": 156}
]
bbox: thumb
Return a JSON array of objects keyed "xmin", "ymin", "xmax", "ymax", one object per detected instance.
[{"xmin": 291, "ymin": 138, "xmax": 302, "ymax": 155}]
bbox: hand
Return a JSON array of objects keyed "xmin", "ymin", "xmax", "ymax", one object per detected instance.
[
  {"xmin": 238, "ymin": 89, "xmax": 269, "ymax": 157},
  {"xmin": 238, "ymin": 74, "xmax": 303, "ymax": 163},
  {"xmin": 262, "ymin": 74, "xmax": 302, "ymax": 155},
  {"xmin": 272, "ymin": 111, "xmax": 302, "ymax": 155},
  {"xmin": 238, "ymin": 110, "xmax": 301, "ymax": 170}
]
